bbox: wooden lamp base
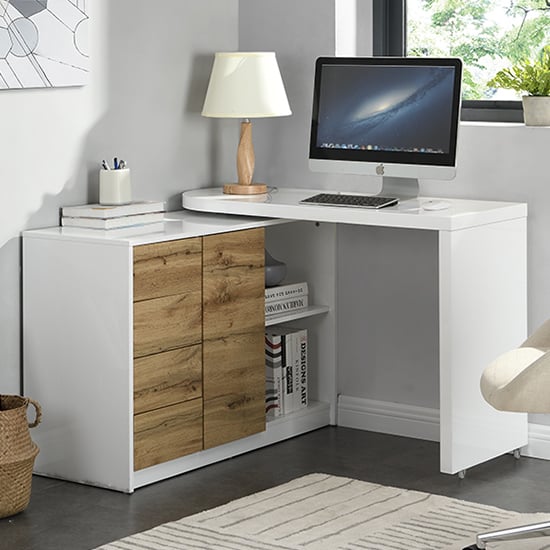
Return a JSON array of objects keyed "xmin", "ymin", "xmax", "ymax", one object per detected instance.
[
  {"xmin": 222, "ymin": 120, "xmax": 268, "ymax": 195},
  {"xmin": 223, "ymin": 183, "xmax": 268, "ymax": 195}
]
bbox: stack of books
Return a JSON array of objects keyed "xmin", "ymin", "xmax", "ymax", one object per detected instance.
[
  {"xmin": 265, "ymin": 326, "xmax": 308, "ymax": 418},
  {"xmin": 265, "ymin": 281, "xmax": 308, "ymax": 318},
  {"xmin": 60, "ymin": 201, "xmax": 165, "ymax": 230}
]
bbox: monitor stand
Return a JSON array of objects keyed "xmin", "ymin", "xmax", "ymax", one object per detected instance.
[{"xmin": 380, "ymin": 176, "xmax": 419, "ymax": 200}]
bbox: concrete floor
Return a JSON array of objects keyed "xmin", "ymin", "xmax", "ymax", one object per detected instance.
[{"xmin": 1, "ymin": 427, "xmax": 549, "ymax": 550}]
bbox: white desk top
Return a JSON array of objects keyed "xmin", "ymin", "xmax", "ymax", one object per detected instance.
[
  {"xmin": 23, "ymin": 210, "xmax": 287, "ymax": 246},
  {"xmin": 182, "ymin": 187, "xmax": 527, "ymax": 232}
]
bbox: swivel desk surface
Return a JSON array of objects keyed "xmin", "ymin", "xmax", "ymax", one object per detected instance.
[{"xmin": 182, "ymin": 187, "xmax": 528, "ymax": 476}]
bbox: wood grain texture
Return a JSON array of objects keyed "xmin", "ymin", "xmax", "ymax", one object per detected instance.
[
  {"xmin": 237, "ymin": 120, "xmax": 254, "ymax": 186},
  {"xmin": 202, "ymin": 228, "xmax": 265, "ymax": 340},
  {"xmin": 133, "ymin": 293, "xmax": 201, "ymax": 358},
  {"xmin": 134, "ymin": 345, "xmax": 202, "ymax": 415},
  {"xmin": 203, "ymin": 331, "xmax": 265, "ymax": 449},
  {"xmin": 134, "ymin": 399, "xmax": 203, "ymax": 471},
  {"xmin": 202, "ymin": 229, "xmax": 266, "ymax": 449},
  {"xmin": 133, "ymin": 238, "xmax": 202, "ymax": 302}
]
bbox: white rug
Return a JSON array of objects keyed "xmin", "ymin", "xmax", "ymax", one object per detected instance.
[{"xmin": 96, "ymin": 473, "xmax": 550, "ymax": 550}]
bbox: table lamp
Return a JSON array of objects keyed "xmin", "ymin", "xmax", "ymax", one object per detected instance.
[{"xmin": 202, "ymin": 52, "xmax": 292, "ymax": 195}]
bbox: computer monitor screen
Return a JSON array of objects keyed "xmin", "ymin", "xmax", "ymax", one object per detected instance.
[{"xmin": 309, "ymin": 56, "xmax": 462, "ymax": 198}]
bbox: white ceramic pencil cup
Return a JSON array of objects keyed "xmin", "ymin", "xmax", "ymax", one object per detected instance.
[{"xmin": 99, "ymin": 168, "xmax": 132, "ymax": 205}]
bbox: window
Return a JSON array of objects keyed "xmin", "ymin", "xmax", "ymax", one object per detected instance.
[{"xmin": 373, "ymin": 0, "xmax": 550, "ymax": 122}]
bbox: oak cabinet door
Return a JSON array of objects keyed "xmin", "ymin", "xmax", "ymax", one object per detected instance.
[
  {"xmin": 134, "ymin": 399, "xmax": 203, "ymax": 471},
  {"xmin": 202, "ymin": 228, "xmax": 265, "ymax": 448},
  {"xmin": 203, "ymin": 332, "xmax": 265, "ymax": 448},
  {"xmin": 134, "ymin": 344, "xmax": 202, "ymax": 415},
  {"xmin": 133, "ymin": 238, "xmax": 202, "ymax": 301}
]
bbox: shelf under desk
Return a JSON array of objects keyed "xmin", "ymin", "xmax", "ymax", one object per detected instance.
[{"xmin": 182, "ymin": 187, "xmax": 528, "ymax": 477}]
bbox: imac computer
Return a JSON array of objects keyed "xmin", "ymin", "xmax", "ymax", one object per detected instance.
[{"xmin": 306, "ymin": 56, "xmax": 462, "ymax": 206}]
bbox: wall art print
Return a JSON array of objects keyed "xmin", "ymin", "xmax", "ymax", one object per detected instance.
[{"xmin": 0, "ymin": 0, "xmax": 88, "ymax": 89}]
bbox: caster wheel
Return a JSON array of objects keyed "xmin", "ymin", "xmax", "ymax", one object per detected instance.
[
  {"xmin": 513, "ymin": 448, "xmax": 521, "ymax": 459},
  {"xmin": 458, "ymin": 469, "xmax": 466, "ymax": 479}
]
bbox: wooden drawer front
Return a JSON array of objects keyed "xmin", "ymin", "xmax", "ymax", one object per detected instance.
[
  {"xmin": 134, "ymin": 399, "xmax": 203, "ymax": 471},
  {"xmin": 203, "ymin": 228, "xmax": 264, "ymax": 340},
  {"xmin": 134, "ymin": 238, "xmax": 202, "ymax": 302},
  {"xmin": 203, "ymin": 331, "xmax": 265, "ymax": 449},
  {"xmin": 134, "ymin": 345, "xmax": 202, "ymax": 415},
  {"xmin": 134, "ymin": 293, "xmax": 201, "ymax": 358}
]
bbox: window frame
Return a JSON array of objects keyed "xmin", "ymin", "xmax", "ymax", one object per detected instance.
[{"xmin": 372, "ymin": 0, "xmax": 524, "ymax": 123}]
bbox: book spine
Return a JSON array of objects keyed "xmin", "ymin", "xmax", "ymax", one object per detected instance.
[
  {"xmin": 265, "ymin": 334, "xmax": 283, "ymax": 418},
  {"xmin": 61, "ymin": 201, "xmax": 165, "ymax": 219},
  {"xmin": 281, "ymin": 332, "xmax": 296, "ymax": 414},
  {"xmin": 297, "ymin": 329, "xmax": 308, "ymax": 409},
  {"xmin": 61, "ymin": 212, "xmax": 164, "ymax": 229},
  {"xmin": 265, "ymin": 282, "xmax": 308, "ymax": 303},
  {"xmin": 292, "ymin": 330, "xmax": 302, "ymax": 411},
  {"xmin": 265, "ymin": 294, "xmax": 308, "ymax": 317}
]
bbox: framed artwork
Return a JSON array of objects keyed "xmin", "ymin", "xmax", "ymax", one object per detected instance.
[{"xmin": 0, "ymin": 0, "xmax": 89, "ymax": 89}]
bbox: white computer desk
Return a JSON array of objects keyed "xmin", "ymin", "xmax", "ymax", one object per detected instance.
[{"xmin": 182, "ymin": 187, "xmax": 529, "ymax": 476}]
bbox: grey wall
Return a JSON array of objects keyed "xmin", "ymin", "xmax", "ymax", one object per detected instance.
[{"xmin": 1, "ymin": 0, "xmax": 239, "ymax": 393}]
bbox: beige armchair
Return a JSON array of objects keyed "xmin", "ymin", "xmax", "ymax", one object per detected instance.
[{"xmin": 463, "ymin": 319, "xmax": 550, "ymax": 549}]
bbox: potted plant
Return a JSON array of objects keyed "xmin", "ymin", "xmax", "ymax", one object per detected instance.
[{"xmin": 487, "ymin": 45, "xmax": 550, "ymax": 126}]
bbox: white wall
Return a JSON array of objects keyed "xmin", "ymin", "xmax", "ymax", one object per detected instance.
[{"xmin": 1, "ymin": 0, "xmax": 239, "ymax": 393}]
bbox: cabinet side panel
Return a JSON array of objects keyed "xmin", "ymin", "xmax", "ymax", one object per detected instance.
[{"xmin": 23, "ymin": 237, "xmax": 133, "ymax": 492}]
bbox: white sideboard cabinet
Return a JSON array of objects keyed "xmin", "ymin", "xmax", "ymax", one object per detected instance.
[{"xmin": 23, "ymin": 213, "xmax": 332, "ymax": 492}]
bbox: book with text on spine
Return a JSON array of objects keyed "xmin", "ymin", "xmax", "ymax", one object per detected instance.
[
  {"xmin": 265, "ymin": 333, "xmax": 283, "ymax": 418},
  {"xmin": 61, "ymin": 211, "xmax": 165, "ymax": 230},
  {"xmin": 265, "ymin": 294, "xmax": 308, "ymax": 317},
  {"xmin": 295, "ymin": 328, "xmax": 308, "ymax": 409},
  {"xmin": 61, "ymin": 200, "xmax": 165, "ymax": 219},
  {"xmin": 266, "ymin": 326, "xmax": 302, "ymax": 414},
  {"xmin": 265, "ymin": 281, "xmax": 308, "ymax": 303}
]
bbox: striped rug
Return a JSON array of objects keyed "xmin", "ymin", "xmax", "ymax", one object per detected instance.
[{"xmin": 96, "ymin": 473, "xmax": 549, "ymax": 550}]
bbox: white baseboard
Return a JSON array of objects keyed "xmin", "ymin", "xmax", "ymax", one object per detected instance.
[
  {"xmin": 337, "ymin": 395, "xmax": 550, "ymax": 460},
  {"xmin": 337, "ymin": 395, "xmax": 440, "ymax": 442}
]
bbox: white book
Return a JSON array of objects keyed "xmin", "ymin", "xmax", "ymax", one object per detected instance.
[
  {"xmin": 265, "ymin": 333, "xmax": 283, "ymax": 418},
  {"xmin": 295, "ymin": 329, "xmax": 308, "ymax": 409},
  {"xmin": 267, "ymin": 326, "xmax": 301, "ymax": 414},
  {"xmin": 61, "ymin": 222, "xmax": 166, "ymax": 237},
  {"xmin": 61, "ymin": 212, "xmax": 165, "ymax": 230},
  {"xmin": 265, "ymin": 294, "xmax": 308, "ymax": 317},
  {"xmin": 61, "ymin": 200, "xmax": 165, "ymax": 219},
  {"xmin": 265, "ymin": 281, "xmax": 308, "ymax": 303}
]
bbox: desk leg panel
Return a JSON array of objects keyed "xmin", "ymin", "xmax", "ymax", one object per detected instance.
[
  {"xmin": 438, "ymin": 217, "xmax": 528, "ymax": 474},
  {"xmin": 23, "ymin": 238, "xmax": 134, "ymax": 492}
]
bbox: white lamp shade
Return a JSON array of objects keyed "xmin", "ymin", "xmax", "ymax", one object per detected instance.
[{"xmin": 202, "ymin": 52, "xmax": 292, "ymax": 118}]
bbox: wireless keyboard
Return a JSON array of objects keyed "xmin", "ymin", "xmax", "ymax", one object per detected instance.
[{"xmin": 300, "ymin": 193, "xmax": 398, "ymax": 209}]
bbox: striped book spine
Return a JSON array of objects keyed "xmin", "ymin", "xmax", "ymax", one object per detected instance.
[{"xmin": 265, "ymin": 333, "xmax": 283, "ymax": 417}]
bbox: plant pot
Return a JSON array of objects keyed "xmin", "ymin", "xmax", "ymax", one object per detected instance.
[
  {"xmin": 522, "ymin": 96, "xmax": 550, "ymax": 126},
  {"xmin": 264, "ymin": 249, "xmax": 286, "ymax": 288}
]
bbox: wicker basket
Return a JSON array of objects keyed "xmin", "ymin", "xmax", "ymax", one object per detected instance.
[{"xmin": 0, "ymin": 395, "xmax": 42, "ymax": 519}]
